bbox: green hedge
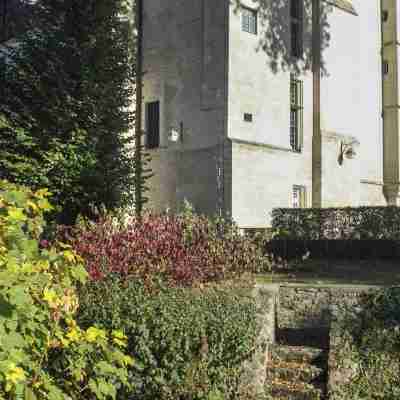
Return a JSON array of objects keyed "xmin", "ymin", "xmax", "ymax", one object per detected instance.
[
  {"xmin": 337, "ymin": 287, "xmax": 400, "ymax": 399},
  {"xmin": 77, "ymin": 277, "xmax": 259, "ymax": 400},
  {"xmin": 271, "ymin": 206, "xmax": 400, "ymax": 240}
]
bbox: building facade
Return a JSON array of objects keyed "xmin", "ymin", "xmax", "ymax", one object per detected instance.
[{"xmin": 141, "ymin": 0, "xmax": 398, "ymax": 227}]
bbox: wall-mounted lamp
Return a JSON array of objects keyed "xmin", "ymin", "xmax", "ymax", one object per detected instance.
[
  {"xmin": 168, "ymin": 122, "xmax": 184, "ymax": 144},
  {"xmin": 168, "ymin": 128, "xmax": 180, "ymax": 143},
  {"xmin": 338, "ymin": 139, "xmax": 359, "ymax": 165}
]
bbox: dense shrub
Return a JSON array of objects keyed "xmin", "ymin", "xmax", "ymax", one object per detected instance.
[
  {"xmin": 0, "ymin": 181, "xmax": 132, "ymax": 399},
  {"xmin": 77, "ymin": 276, "xmax": 259, "ymax": 400},
  {"xmin": 272, "ymin": 206, "xmax": 400, "ymax": 240},
  {"xmin": 269, "ymin": 207, "xmax": 400, "ymax": 259},
  {"xmin": 61, "ymin": 207, "xmax": 271, "ymax": 286},
  {"xmin": 339, "ymin": 287, "xmax": 400, "ymax": 399}
]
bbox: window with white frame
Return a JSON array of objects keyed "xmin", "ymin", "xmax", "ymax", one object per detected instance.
[
  {"xmin": 290, "ymin": 74, "xmax": 303, "ymax": 152},
  {"xmin": 292, "ymin": 185, "xmax": 307, "ymax": 208},
  {"xmin": 242, "ymin": 7, "xmax": 257, "ymax": 35}
]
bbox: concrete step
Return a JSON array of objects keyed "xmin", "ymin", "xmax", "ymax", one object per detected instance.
[
  {"xmin": 271, "ymin": 345, "xmax": 327, "ymax": 365},
  {"xmin": 265, "ymin": 380, "xmax": 323, "ymax": 400},
  {"xmin": 266, "ymin": 360, "xmax": 324, "ymax": 384}
]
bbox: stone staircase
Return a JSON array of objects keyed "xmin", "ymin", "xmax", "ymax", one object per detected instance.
[{"xmin": 264, "ymin": 328, "xmax": 329, "ymax": 400}]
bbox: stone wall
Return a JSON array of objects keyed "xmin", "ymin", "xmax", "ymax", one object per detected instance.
[
  {"xmin": 142, "ymin": 0, "xmax": 229, "ymax": 214},
  {"xmin": 231, "ymin": 140, "xmax": 312, "ymax": 228},
  {"xmin": 147, "ymin": 145, "xmax": 221, "ymax": 215},
  {"xmin": 327, "ymin": 298, "xmax": 365, "ymax": 400},
  {"xmin": 239, "ymin": 284, "xmax": 278, "ymax": 397},
  {"xmin": 227, "ymin": 0, "xmax": 384, "ymax": 228},
  {"xmin": 278, "ymin": 285, "xmax": 381, "ymax": 329},
  {"xmin": 142, "ymin": 0, "xmax": 386, "ymax": 226},
  {"xmin": 277, "ymin": 285, "xmax": 385, "ymax": 398}
]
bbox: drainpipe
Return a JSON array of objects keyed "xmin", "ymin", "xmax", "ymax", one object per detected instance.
[
  {"xmin": 134, "ymin": 0, "xmax": 144, "ymax": 219},
  {"xmin": 312, "ymin": 0, "xmax": 322, "ymax": 207},
  {"xmin": 381, "ymin": 0, "xmax": 400, "ymax": 205}
]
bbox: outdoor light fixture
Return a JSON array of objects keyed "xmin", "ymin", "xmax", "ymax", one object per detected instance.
[
  {"xmin": 168, "ymin": 122, "xmax": 184, "ymax": 143},
  {"xmin": 168, "ymin": 127, "xmax": 180, "ymax": 143},
  {"xmin": 338, "ymin": 139, "xmax": 359, "ymax": 165}
]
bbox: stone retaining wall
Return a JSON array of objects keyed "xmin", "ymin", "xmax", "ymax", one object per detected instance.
[
  {"xmin": 239, "ymin": 284, "xmax": 278, "ymax": 397},
  {"xmin": 278, "ymin": 285, "xmax": 381, "ymax": 329},
  {"xmin": 327, "ymin": 299, "xmax": 364, "ymax": 400}
]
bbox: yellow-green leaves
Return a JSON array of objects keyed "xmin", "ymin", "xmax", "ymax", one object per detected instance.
[
  {"xmin": 6, "ymin": 208, "xmax": 26, "ymax": 223},
  {"xmin": 86, "ymin": 327, "xmax": 107, "ymax": 343},
  {"xmin": 112, "ymin": 330, "xmax": 128, "ymax": 348},
  {"xmin": 0, "ymin": 182, "xmax": 131, "ymax": 399}
]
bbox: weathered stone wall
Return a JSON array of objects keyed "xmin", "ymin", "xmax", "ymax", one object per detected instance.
[
  {"xmin": 278, "ymin": 285, "xmax": 384, "ymax": 398},
  {"xmin": 239, "ymin": 284, "xmax": 278, "ymax": 397},
  {"xmin": 278, "ymin": 285, "xmax": 381, "ymax": 329},
  {"xmin": 327, "ymin": 299, "xmax": 365, "ymax": 400},
  {"xmin": 328, "ymin": 286, "xmax": 400, "ymax": 399}
]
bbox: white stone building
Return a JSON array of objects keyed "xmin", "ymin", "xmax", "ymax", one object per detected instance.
[{"xmin": 141, "ymin": 0, "xmax": 400, "ymax": 228}]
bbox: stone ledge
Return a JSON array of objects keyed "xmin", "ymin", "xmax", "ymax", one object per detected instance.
[{"xmin": 238, "ymin": 284, "xmax": 278, "ymax": 397}]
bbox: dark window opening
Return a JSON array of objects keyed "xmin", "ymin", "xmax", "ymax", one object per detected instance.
[
  {"xmin": 290, "ymin": 74, "xmax": 303, "ymax": 152},
  {"xmin": 244, "ymin": 113, "xmax": 253, "ymax": 122},
  {"xmin": 290, "ymin": 0, "xmax": 303, "ymax": 58},
  {"xmin": 146, "ymin": 101, "xmax": 160, "ymax": 149},
  {"xmin": 383, "ymin": 61, "xmax": 389, "ymax": 76}
]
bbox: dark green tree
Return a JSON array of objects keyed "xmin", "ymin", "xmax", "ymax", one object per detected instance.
[{"xmin": 0, "ymin": 0, "xmax": 150, "ymax": 223}]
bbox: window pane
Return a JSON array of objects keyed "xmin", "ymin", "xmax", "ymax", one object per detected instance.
[
  {"xmin": 242, "ymin": 15, "xmax": 249, "ymax": 32},
  {"xmin": 242, "ymin": 8, "xmax": 257, "ymax": 34},
  {"xmin": 146, "ymin": 101, "xmax": 160, "ymax": 149},
  {"xmin": 293, "ymin": 185, "xmax": 307, "ymax": 208}
]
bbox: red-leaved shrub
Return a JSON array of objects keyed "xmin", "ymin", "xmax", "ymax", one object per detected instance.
[{"xmin": 59, "ymin": 210, "xmax": 271, "ymax": 286}]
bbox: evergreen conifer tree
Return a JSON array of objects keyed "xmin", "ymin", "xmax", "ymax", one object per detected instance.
[{"xmin": 0, "ymin": 0, "xmax": 151, "ymax": 223}]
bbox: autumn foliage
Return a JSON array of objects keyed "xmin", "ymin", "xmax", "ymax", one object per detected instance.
[{"xmin": 61, "ymin": 209, "xmax": 271, "ymax": 287}]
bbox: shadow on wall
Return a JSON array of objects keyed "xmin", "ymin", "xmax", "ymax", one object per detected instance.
[{"xmin": 231, "ymin": 0, "xmax": 333, "ymax": 76}]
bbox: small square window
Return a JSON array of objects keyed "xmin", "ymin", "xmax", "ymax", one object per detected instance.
[
  {"xmin": 242, "ymin": 7, "xmax": 257, "ymax": 35},
  {"xmin": 383, "ymin": 61, "xmax": 389, "ymax": 76},
  {"xmin": 382, "ymin": 10, "xmax": 389, "ymax": 22},
  {"xmin": 244, "ymin": 113, "xmax": 253, "ymax": 122}
]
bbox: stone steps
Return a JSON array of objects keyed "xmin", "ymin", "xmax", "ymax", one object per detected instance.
[
  {"xmin": 265, "ymin": 329, "xmax": 329, "ymax": 399},
  {"xmin": 265, "ymin": 379, "xmax": 323, "ymax": 400},
  {"xmin": 266, "ymin": 360, "xmax": 324, "ymax": 383},
  {"xmin": 271, "ymin": 345, "xmax": 327, "ymax": 365}
]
